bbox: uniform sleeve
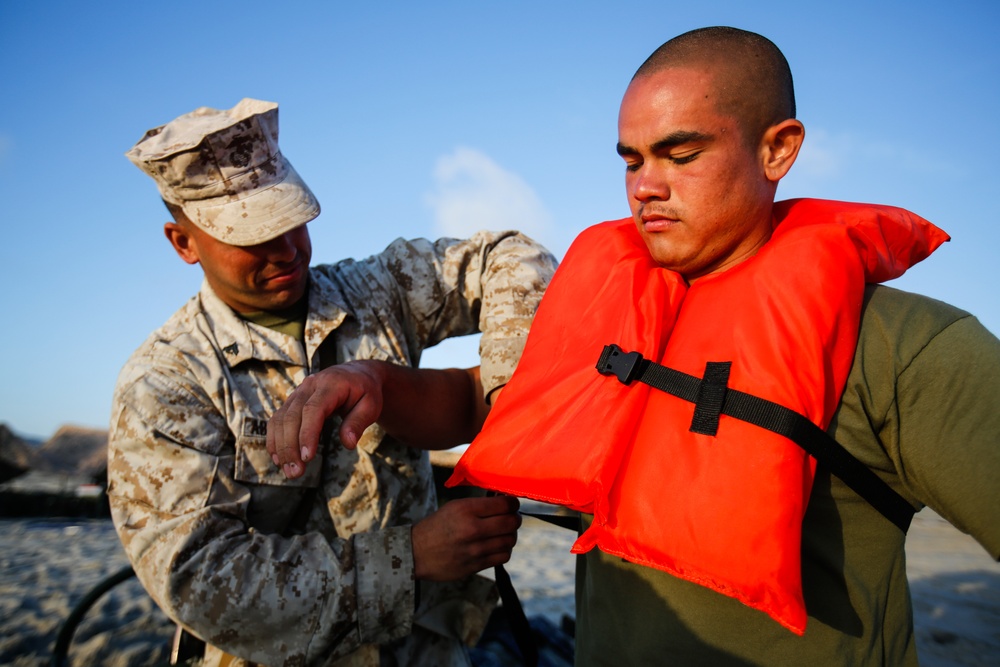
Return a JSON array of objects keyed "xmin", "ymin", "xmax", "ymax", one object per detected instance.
[
  {"xmin": 375, "ymin": 230, "xmax": 558, "ymax": 399},
  {"xmin": 892, "ymin": 314, "xmax": 1000, "ymax": 559},
  {"xmin": 107, "ymin": 359, "xmax": 416, "ymax": 665}
]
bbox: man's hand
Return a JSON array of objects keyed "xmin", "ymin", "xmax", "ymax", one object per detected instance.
[
  {"xmin": 269, "ymin": 362, "xmax": 492, "ymax": 479},
  {"xmin": 267, "ymin": 361, "xmax": 386, "ymax": 479},
  {"xmin": 412, "ymin": 495, "xmax": 522, "ymax": 581}
]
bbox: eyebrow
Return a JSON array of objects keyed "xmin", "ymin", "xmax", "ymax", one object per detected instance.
[{"xmin": 617, "ymin": 130, "xmax": 715, "ymax": 157}]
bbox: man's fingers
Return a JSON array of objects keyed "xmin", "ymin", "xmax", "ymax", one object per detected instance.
[
  {"xmin": 471, "ymin": 533, "xmax": 519, "ymax": 559},
  {"xmin": 296, "ymin": 389, "xmax": 342, "ymax": 457},
  {"xmin": 468, "ymin": 494, "xmax": 521, "ymax": 518},
  {"xmin": 473, "ymin": 513, "xmax": 522, "ymax": 547},
  {"xmin": 456, "ymin": 539, "xmax": 518, "ymax": 575},
  {"xmin": 268, "ymin": 392, "xmax": 306, "ymax": 472},
  {"xmin": 337, "ymin": 392, "xmax": 382, "ymax": 450},
  {"xmin": 435, "ymin": 496, "xmax": 522, "ymax": 545},
  {"xmin": 267, "ymin": 380, "xmax": 328, "ymax": 479},
  {"xmin": 265, "ymin": 362, "xmax": 386, "ymax": 477},
  {"xmin": 411, "ymin": 500, "xmax": 524, "ymax": 581}
]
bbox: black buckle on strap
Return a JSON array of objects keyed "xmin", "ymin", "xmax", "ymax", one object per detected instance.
[{"xmin": 597, "ymin": 344, "xmax": 646, "ymax": 385}]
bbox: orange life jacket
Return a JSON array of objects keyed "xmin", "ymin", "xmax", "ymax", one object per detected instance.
[{"xmin": 448, "ymin": 198, "xmax": 948, "ymax": 634}]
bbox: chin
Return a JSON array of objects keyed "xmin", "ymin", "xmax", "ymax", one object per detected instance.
[
  {"xmin": 640, "ymin": 240, "xmax": 677, "ymax": 269},
  {"xmin": 266, "ymin": 289, "xmax": 307, "ymax": 311}
]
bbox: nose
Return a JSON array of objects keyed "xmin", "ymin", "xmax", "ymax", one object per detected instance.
[
  {"xmin": 630, "ymin": 163, "xmax": 670, "ymax": 203},
  {"xmin": 261, "ymin": 230, "xmax": 299, "ymax": 263}
]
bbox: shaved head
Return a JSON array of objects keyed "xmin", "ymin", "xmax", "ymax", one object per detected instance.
[{"xmin": 634, "ymin": 27, "xmax": 795, "ymax": 146}]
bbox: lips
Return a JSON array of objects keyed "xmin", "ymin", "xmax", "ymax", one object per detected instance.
[
  {"xmin": 262, "ymin": 261, "xmax": 304, "ymax": 286},
  {"xmin": 639, "ymin": 203, "xmax": 680, "ymax": 226},
  {"xmin": 640, "ymin": 213, "xmax": 679, "ymax": 232}
]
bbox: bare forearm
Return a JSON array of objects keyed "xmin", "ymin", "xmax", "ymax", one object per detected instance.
[
  {"xmin": 267, "ymin": 361, "xmax": 492, "ymax": 474},
  {"xmin": 375, "ymin": 363, "xmax": 489, "ymax": 449}
]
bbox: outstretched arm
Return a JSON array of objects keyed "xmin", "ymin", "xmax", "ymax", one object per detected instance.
[
  {"xmin": 270, "ymin": 230, "xmax": 555, "ymax": 478},
  {"xmin": 266, "ymin": 360, "xmax": 490, "ymax": 478}
]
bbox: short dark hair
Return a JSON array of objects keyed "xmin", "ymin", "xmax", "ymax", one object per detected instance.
[
  {"xmin": 162, "ymin": 199, "xmax": 188, "ymax": 224},
  {"xmin": 634, "ymin": 27, "xmax": 795, "ymax": 145}
]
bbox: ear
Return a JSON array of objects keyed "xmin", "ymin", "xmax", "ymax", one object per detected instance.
[
  {"xmin": 164, "ymin": 222, "xmax": 201, "ymax": 265},
  {"xmin": 760, "ymin": 119, "xmax": 805, "ymax": 183}
]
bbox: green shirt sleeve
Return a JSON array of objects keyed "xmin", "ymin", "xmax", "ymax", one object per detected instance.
[{"xmin": 891, "ymin": 311, "xmax": 1000, "ymax": 558}]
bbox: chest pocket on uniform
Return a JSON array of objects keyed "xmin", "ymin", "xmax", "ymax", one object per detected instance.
[{"xmin": 234, "ymin": 417, "xmax": 322, "ymax": 488}]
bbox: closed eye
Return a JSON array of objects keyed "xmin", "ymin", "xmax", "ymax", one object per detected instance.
[
  {"xmin": 668, "ymin": 150, "xmax": 701, "ymax": 165},
  {"xmin": 617, "ymin": 142, "xmax": 642, "ymax": 172},
  {"xmin": 650, "ymin": 131, "xmax": 712, "ymax": 165},
  {"xmin": 624, "ymin": 159, "xmax": 642, "ymax": 172}
]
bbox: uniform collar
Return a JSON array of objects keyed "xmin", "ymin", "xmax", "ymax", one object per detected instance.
[
  {"xmin": 198, "ymin": 268, "xmax": 351, "ymax": 369},
  {"xmin": 304, "ymin": 267, "xmax": 350, "ymax": 353}
]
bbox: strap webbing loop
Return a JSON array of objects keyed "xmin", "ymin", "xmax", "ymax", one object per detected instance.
[{"xmin": 691, "ymin": 361, "xmax": 732, "ymax": 436}]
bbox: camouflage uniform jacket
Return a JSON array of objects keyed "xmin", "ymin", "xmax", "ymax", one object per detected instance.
[{"xmin": 107, "ymin": 231, "xmax": 557, "ymax": 667}]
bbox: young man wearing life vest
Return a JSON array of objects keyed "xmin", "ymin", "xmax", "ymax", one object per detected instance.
[{"xmin": 445, "ymin": 27, "xmax": 1000, "ymax": 665}]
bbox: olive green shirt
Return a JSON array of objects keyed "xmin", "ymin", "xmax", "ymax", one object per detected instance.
[{"xmin": 576, "ymin": 285, "xmax": 1000, "ymax": 666}]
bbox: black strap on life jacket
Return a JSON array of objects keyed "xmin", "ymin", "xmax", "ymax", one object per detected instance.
[
  {"xmin": 519, "ymin": 511, "xmax": 581, "ymax": 531},
  {"xmin": 596, "ymin": 343, "xmax": 916, "ymax": 533},
  {"xmin": 493, "ymin": 563, "xmax": 538, "ymax": 667},
  {"xmin": 485, "ymin": 490, "xmax": 539, "ymax": 667}
]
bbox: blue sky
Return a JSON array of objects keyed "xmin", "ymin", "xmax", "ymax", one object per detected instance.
[{"xmin": 1, "ymin": 1, "xmax": 997, "ymax": 440}]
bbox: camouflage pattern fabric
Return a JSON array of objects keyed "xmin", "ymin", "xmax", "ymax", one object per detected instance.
[{"xmin": 107, "ymin": 231, "xmax": 557, "ymax": 666}]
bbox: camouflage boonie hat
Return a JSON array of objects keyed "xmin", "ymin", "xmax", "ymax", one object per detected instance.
[{"xmin": 126, "ymin": 98, "xmax": 320, "ymax": 246}]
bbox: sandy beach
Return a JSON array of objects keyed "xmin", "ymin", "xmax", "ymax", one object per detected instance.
[{"xmin": 1, "ymin": 506, "xmax": 997, "ymax": 666}]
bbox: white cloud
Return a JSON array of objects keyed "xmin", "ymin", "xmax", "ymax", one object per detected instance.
[
  {"xmin": 786, "ymin": 128, "xmax": 964, "ymax": 194},
  {"xmin": 424, "ymin": 147, "xmax": 553, "ymax": 241},
  {"xmin": 791, "ymin": 128, "xmax": 844, "ymax": 181}
]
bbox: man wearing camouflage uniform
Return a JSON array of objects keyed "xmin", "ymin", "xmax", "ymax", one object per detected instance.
[{"xmin": 108, "ymin": 98, "xmax": 557, "ymax": 666}]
